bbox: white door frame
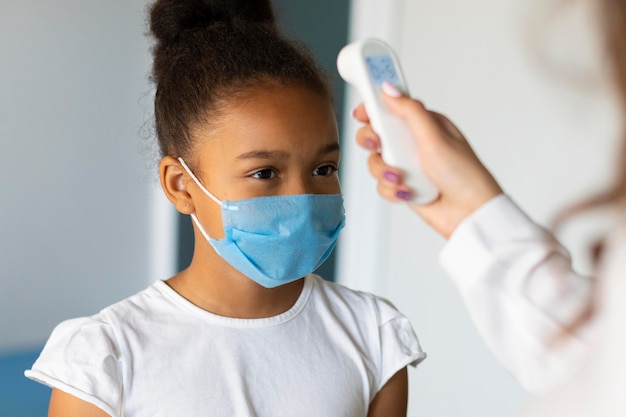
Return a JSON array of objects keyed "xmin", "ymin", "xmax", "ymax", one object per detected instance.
[{"xmin": 336, "ymin": 0, "xmax": 406, "ymax": 295}]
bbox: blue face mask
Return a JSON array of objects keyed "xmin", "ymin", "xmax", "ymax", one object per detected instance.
[{"xmin": 178, "ymin": 158, "xmax": 345, "ymax": 288}]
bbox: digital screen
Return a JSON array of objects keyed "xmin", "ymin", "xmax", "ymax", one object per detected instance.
[{"xmin": 365, "ymin": 54, "xmax": 399, "ymax": 85}]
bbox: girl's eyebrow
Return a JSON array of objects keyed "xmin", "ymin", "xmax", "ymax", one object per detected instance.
[
  {"xmin": 321, "ymin": 143, "xmax": 341, "ymax": 155},
  {"xmin": 236, "ymin": 143, "xmax": 340, "ymax": 160},
  {"xmin": 236, "ymin": 150, "xmax": 289, "ymax": 160}
]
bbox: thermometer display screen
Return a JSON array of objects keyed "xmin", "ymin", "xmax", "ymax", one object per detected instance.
[{"xmin": 365, "ymin": 54, "xmax": 399, "ymax": 85}]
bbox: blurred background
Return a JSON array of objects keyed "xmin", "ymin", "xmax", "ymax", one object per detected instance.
[{"xmin": 0, "ymin": 0, "xmax": 619, "ymax": 416}]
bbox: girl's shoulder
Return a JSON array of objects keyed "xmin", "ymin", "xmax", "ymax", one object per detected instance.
[
  {"xmin": 308, "ymin": 274, "xmax": 426, "ymax": 386},
  {"xmin": 308, "ymin": 274, "xmax": 415, "ymax": 329},
  {"xmin": 32, "ymin": 282, "xmax": 174, "ymax": 362},
  {"xmin": 25, "ymin": 282, "xmax": 175, "ymax": 414},
  {"xmin": 96, "ymin": 280, "xmax": 175, "ymax": 321}
]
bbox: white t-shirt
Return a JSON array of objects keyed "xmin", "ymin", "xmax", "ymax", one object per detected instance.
[{"xmin": 26, "ymin": 274, "xmax": 425, "ymax": 417}]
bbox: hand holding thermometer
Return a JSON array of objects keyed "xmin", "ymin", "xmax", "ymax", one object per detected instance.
[{"xmin": 337, "ymin": 39, "xmax": 439, "ymax": 205}]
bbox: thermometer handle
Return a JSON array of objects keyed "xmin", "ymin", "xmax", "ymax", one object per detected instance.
[{"xmin": 337, "ymin": 38, "xmax": 439, "ymax": 204}]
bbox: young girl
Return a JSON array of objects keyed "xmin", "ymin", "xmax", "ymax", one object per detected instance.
[{"xmin": 25, "ymin": 1, "xmax": 425, "ymax": 416}]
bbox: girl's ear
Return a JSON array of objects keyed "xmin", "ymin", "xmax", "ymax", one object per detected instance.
[{"xmin": 159, "ymin": 156, "xmax": 195, "ymax": 214}]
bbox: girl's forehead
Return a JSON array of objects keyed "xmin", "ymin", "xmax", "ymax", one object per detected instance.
[
  {"xmin": 228, "ymin": 84, "xmax": 333, "ymax": 115},
  {"xmin": 195, "ymin": 86, "xmax": 338, "ymax": 154}
]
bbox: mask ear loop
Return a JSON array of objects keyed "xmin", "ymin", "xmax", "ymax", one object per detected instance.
[
  {"xmin": 177, "ymin": 157, "xmax": 232, "ymax": 242},
  {"xmin": 177, "ymin": 157, "xmax": 224, "ymax": 207}
]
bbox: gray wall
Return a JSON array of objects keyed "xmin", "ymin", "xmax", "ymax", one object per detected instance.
[{"xmin": 0, "ymin": 0, "xmax": 158, "ymax": 353}]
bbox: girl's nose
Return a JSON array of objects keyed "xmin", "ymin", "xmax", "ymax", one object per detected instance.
[{"xmin": 284, "ymin": 177, "xmax": 316, "ymax": 196}]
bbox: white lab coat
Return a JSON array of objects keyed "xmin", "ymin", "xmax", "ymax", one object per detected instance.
[{"xmin": 438, "ymin": 194, "xmax": 625, "ymax": 415}]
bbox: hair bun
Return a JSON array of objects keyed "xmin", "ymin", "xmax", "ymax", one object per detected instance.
[{"xmin": 149, "ymin": 0, "xmax": 276, "ymax": 44}]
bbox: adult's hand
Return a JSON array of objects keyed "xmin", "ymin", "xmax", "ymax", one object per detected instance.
[{"xmin": 354, "ymin": 82, "xmax": 503, "ymax": 238}]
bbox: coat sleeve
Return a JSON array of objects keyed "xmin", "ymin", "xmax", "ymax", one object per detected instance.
[{"xmin": 439, "ymin": 194, "xmax": 591, "ymax": 394}]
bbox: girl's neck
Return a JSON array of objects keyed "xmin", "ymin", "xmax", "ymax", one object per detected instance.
[{"xmin": 165, "ymin": 240, "xmax": 305, "ymax": 319}]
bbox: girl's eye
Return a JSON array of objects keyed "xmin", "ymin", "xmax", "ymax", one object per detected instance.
[
  {"xmin": 251, "ymin": 169, "xmax": 277, "ymax": 180},
  {"xmin": 313, "ymin": 164, "xmax": 338, "ymax": 177}
]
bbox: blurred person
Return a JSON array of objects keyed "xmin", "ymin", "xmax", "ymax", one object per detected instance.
[{"xmin": 352, "ymin": 0, "xmax": 626, "ymax": 415}]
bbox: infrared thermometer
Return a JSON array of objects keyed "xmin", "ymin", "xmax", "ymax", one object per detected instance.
[{"xmin": 337, "ymin": 39, "xmax": 439, "ymax": 205}]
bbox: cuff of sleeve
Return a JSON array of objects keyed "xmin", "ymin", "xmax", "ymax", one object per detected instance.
[
  {"xmin": 25, "ymin": 370, "xmax": 118, "ymax": 417},
  {"xmin": 439, "ymin": 194, "xmax": 546, "ymax": 292},
  {"xmin": 378, "ymin": 316, "xmax": 427, "ymax": 392}
]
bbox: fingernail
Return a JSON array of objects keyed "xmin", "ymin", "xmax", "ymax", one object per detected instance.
[
  {"xmin": 363, "ymin": 138, "xmax": 377, "ymax": 150},
  {"xmin": 383, "ymin": 171, "xmax": 401, "ymax": 183},
  {"xmin": 352, "ymin": 107, "xmax": 358, "ymax": 118},
  {"xmin": 396, "ymin": 190, "xmax": 412, "ymax": 201},
  {"xmin": 382, "ymin": 81, "xmax": 402, "ymax": 98}
]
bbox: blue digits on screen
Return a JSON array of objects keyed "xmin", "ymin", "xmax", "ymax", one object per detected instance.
[{"xmin": 365, "ymin": 55, "xmax": 399, "ymax": 85}]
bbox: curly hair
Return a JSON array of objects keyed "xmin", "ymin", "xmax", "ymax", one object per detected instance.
[{"xmin": 148, "ymin": 0, "xmax": 331, "ymax": 158}]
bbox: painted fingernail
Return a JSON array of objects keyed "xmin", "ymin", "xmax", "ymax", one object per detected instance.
[
  {"xmin": 382, "ymin": 81, "xmax": 402, "ymax": 98},
  {"xmin": 383, "ymin": 171, "xmax": 401, "ymax": 183},
  {"xmin": 363, "ymin": 138, "xmax": 378, "ymax": 150},
  {"xmin": 396, "ymin": 190, "xmax": 412, "ymax": 201}
]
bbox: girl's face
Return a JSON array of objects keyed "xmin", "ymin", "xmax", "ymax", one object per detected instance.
[{"xmin": 187, "ymin": 84, "xmax": 341, "ymax": 239}]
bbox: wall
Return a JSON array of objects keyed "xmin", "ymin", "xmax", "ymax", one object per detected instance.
[
  {"xmin": 337, "ymin": 0, "xmax": 620, "ymax": 416},
  {"xmin": 0, "ymin": 0, "xmax": 167, "ymax": 351},
  {"xmin": 0, "ymin": 0, "xmax": 172, "ymax": 413},
  {"xmin": 0, "ymin": 0, "xmax": 169, "ymax": 354}
]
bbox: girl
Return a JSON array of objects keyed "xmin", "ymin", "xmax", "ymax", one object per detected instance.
[{"xmin": 25, "ymin": 1, "xmax": 424, "ymax": 416}]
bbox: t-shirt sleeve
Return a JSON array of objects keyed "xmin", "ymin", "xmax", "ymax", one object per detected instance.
[
  {"xmin": 24, "ymin": 315, "xmax": 123, "ymax": 417},
  {"xmin": 372, "ymin": 295, "xmax": 426, "ymax": 391}
]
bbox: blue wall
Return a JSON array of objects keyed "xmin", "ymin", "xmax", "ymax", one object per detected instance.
[{"xmin": 0, "ymin": 349, "xmax": 50, "ymax": 416}]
